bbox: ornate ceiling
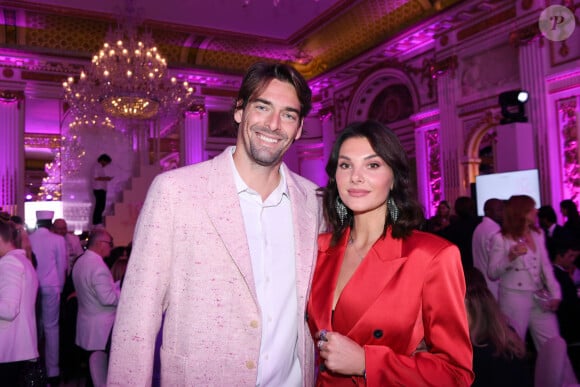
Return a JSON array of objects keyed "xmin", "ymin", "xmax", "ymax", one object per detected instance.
[{"xmin": 0, "ymin": 0, "xmax": 463, "ymax": 79}]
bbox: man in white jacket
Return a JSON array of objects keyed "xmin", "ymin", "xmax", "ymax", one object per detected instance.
[
  {"xmin": 73, "ymin": 228, "xmax": 120, "ymax": 387},
  {"xmin": 472, "ymin": 198, "xmax": 504, "ymax": 300},
  {"xmin": 28, "ymin": 210, "xmax": 67, "ymax": 384}
]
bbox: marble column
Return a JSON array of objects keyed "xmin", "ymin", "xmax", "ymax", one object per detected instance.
[
  {"xmin": 519, "ymin": 41, "xmax": 553, "ymax": 204},
  {"xmin": 182, "ymin": 106, "xmax": 206, "ymax": 166},
  {"xmin": 412, "ymin": 109, "xmax": 441, "ymax": 218},
  {"xmin": 437, "ymin": 69, "xmax": 465, "ymax": 202},
  {"xmin": 0, "ymin": 94, "xmax": 24, "ymax": 216}
]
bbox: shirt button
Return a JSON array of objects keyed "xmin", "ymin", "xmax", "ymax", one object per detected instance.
[
  {"xmin": 250, "ymin": 320, "xmax": 259, "ymax": 328},
  {"xmin": 246, "ymin": 361, "xmax": 256, "ymax": 369}
]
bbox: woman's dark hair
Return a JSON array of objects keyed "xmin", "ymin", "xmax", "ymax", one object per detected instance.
[
  {"xmin": 233, "ymin": 62, "xmax": 312, "ymax": 126},
  {"xmin": 322, "ymin": 120, "xmax": 424, "ymax": 246}
]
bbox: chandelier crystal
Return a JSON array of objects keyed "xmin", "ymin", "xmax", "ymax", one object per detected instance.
[{"xmin": 63, "ymin": 24, "xmax": 195, "ymax": 121}]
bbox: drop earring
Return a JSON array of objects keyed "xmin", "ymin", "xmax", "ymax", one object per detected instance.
[
  {"xmin": 335, "ymin": 197, "xmax": 348, "ymax": 225},
  {"xmin": 388, "ymin": 196, "xmax": 399, "ymax": 223}
]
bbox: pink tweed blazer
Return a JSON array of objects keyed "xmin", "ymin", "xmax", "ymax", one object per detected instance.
[{"xmin": 107, "ymin": 149, "xmax": 321, "ymax": 386}]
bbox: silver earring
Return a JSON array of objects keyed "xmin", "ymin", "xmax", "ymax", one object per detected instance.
[
  {"xmin": 335, "ymin": 197, "xmax": 348, "ymax": 225},
  {"xmin": 388, "ymin": 197, "xmax": 399, "ymax": 223}
]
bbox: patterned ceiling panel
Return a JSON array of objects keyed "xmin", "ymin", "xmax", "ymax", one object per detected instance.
[{"xmin": 0, "ymin": 0, "xmax": 464, "ymax": 79}]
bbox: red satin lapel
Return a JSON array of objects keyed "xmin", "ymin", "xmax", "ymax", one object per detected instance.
[
  {"xmin": 333, "ymin": 231, "xmax": 407, "ymax": 335},
  {"xmin": 308, "ymin": 232, "xmax": 348, "ymax": 332}
]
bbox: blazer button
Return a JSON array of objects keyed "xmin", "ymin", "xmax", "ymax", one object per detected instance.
[
  {"xmin": 250, "ymin": 320, "xmax": 259, "ymax": 328},
  {"xmin": 515, "ymin": 268, "xmax": 519, "ymax": 271},
  {"xmin": 373, "ymin": 330, "xmax": 383, "ymax": 338},
  {"xmin": 518, "ymin": 282, "xmax": 522, "ymax": 287},
  {"xmin": 246, "ymin": 360, "xmax": 256, "ymax": 369}
]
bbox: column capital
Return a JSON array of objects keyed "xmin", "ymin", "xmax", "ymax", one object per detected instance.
[
  {"xmin": 423, "ymin": 55, "xmax": 457, "ymax": 79},
  {"xmin": 318, "ymin": 106, "xmax": 334, "ymax": 121},
  {"xmin": 509, "ymin": 22, "xmax": 544, "ymax": 48},
  {"xmin": 0, "ymin": 90, "xmax": 24, "ymax": 102},
  {"xmin": 187, "ymin": 101, "xmax": 206, "ymax": 117}
]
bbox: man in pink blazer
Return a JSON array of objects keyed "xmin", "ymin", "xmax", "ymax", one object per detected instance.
[{"xmin": 108, "ymin": 62, "xmax": 321, "ymax": 386}]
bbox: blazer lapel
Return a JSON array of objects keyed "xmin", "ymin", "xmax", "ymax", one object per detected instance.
[
  {"xmin": 333, "ymin": 230, "xmax": 407, "ymax": 335},
  {"xmin": 311, "ymin": 233, "xmax": 348, "ymax": 331},
  {"xmin": 204, "ymin": 150, "xmax": 258, "ymax": 304}
]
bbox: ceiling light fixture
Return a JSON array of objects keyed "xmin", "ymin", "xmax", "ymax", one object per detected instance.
[{"xmin": 63, "ymin": 1, "xmax": 195, "ymax": 121}]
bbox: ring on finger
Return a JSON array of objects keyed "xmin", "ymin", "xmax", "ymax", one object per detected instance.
[{"xmin": 317, "ymin": 340, "xmax": 325, "ymax": 350}]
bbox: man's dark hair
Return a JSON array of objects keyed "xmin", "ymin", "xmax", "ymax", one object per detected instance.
[
  {"xmin": 538, "ymin": 205, "xmax": 557, "ymax": 224},
  {"xmin": 234, "ymin": 62, "xmax": 312, "ymax": 127},
  {"xmin": 98, "ymin": 154, "xmax": 112, "ymax": 163}
]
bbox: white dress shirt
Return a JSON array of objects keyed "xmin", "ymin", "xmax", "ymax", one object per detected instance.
[
  {"xmin": 92, "ymin": 162, "xmax": 111, "ymax": 190},
  {"xmin": 231, "ymin": 149, "xmax": 301, "ymax": 387}
]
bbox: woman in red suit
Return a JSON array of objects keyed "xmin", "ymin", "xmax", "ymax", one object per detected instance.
[{"xmin": 307, "ymin": 120, "xmax": 474, "ymax": 386}]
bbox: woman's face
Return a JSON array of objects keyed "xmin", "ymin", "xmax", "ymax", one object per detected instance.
[
  {"xmin": 335, "ymin": 136, "xmax": 394, "ymax": 218},
  {"xmin": 438, "ymin": 203, "xmax": 450, "ymax": 217},
  {"xmin": 525, "ymin": 207, "xmax": 538, "ymax": 226}
]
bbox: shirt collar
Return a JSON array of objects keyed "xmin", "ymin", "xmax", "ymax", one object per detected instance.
[{"xmin": 228, "ymin": 146, "xmax": 289, "ymax": 198}]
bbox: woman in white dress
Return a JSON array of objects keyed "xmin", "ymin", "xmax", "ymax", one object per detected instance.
[{"xmin": 488, "ymin": 194, "xmax": 561, "ymax": 349}]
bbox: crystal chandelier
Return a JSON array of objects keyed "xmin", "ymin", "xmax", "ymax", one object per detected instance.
[
  {"xmin": 38, "ymin": 154, "xmax": 62, "ymax": 201},
  {"xmin": 63, "ymin": 16, "xmax": 195, "ymax": 121}
]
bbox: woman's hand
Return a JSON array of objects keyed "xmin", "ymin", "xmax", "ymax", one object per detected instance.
[
  {"xmin": 316, "ymin": 330, "xmax": 365, "ymax": 376},
  {"xmin": 508, "ymin": 240, "xmax": 527, "ymax": 261}
]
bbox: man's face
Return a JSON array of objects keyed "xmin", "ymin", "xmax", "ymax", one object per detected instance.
[
  {"xmin": 233, "ymin": 79, "xmax": 303, "ymax": 168},
  {"xmin": 558, "ymin": 249, "xmax": 579, "ymax": 270}
]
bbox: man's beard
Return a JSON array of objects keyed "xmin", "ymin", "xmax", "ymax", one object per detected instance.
[{"xmin": 248, "ymin": 127, "xmax": 289, "ymax": 166}]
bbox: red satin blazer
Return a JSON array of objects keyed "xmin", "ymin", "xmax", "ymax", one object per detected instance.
[{"xmin": 306, "ymin": 228, "xmax": 474, "ymax": 386}]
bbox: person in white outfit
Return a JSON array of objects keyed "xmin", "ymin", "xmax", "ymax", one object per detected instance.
[
  {"xmin": 73, "ymin": 228, "xmax": 120, "ymax": 387},
  {"xmin": 52, "ymin": 218, "xmax": 84, "ymax": 274},
  {"xmin": 0, "ymin": 217, "xmax": 40, "ymax": 385},
  {"xmin": 28, "ymin": 210, "xmax": 67, "ymax": 383},
  {"xmin": 488, "ymin": 195, "xmax": 562, "ymax": 351},
  {"xmin": 472, "ymin": 198, "xmax": 503, "ymax": 300}
]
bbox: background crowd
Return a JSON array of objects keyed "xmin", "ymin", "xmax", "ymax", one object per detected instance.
[{"xmin": 0, "ymin": 211, "xmax": 129, "ymax": 386}]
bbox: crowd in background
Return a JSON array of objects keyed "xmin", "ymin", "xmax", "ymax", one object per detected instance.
[
  {"xmin": 0, "ymin": 211, "xmax": 129, "ymax": 386},
  {"xmin": 426, "ymin": 196, "xmax": 580, "ymax": 386}
]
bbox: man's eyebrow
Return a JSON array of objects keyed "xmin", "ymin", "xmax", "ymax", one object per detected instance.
[{"xmin": 252, "ymin": 98, "xmax": 300, "ymax": 114}]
